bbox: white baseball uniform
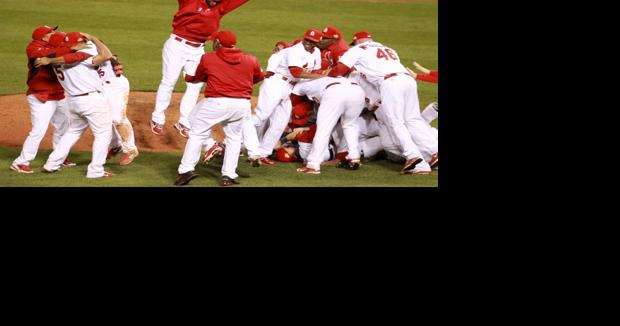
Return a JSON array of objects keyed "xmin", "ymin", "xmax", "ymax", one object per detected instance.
[
  {"xmin": 292, "ymin": 76, "xmax": 365, "ymax": 170},
  {"xmin": 339, "ymin": 41, "xmax": 438, "ymax": 162},
  {"xmin": 101, "ymin": 60, "xmax": 137, "ymax": 154},
  {"xmin": 12, "ymin": 96, "xmax": 69, "ymax": 167},
  {"xmin": 253, "ymin": 42, "xmax": 321, "ymax": 158},
  {"xmin": 178, "ymin": 97, "xmax": 252, "ymax": 179},
  {"xmin": 152, "ymin": 34, "xmax": 204, "ymax": 128},
  {"xmin": 44, "ymin": 42, "xmax": 113, "ymax": 178}
]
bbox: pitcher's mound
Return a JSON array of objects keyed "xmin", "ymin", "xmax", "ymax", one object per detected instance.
[{"xmin": 0, "ymin": 92, "xmax": 258, "ymax": 152}]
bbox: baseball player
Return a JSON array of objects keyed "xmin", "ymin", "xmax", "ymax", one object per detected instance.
[
  {"xmin": 174, "ymin": 30, "xmax": 264, "ymax": 186},
  {"xmin": 100, "ymin": 54, "xmax": 139, "ymax": 166},
  {"xmin": 201, "ymin": 39, "xmax": 290, "ymax": 166},
  {"xmin": 348, "ymin": 69, "xmax": 436, "ymax": 174},
  {"xmin": 408, "ymin": 61, "xmax": 438, "ymax": 138},
  {"xmin": 318, "ymin": 26, "xmax": 349, "ymax": 70},
  {"xmin": 329, "ymin": 31, "xmax": 438, "ymax": 174},
  {"xmin": 37, "ymin": 32, "xmax": 115, "ymax": 178},
  {"xmin": 151, "ymin": 0, "xmax": 250, "ymax": 138},
  {"xmin": 293, "ymin": 76, "xmax": 365, "ymax": 174},
  {"xmin": 409, "ymin": 61, "xmax": 438, "ymax": 84},
  {"xmin": 252, "ymin": 29, "xmax": 325, "ymax": 165},
  {"xmin": 9, "ymin": 26, "xmax": 89, "ymax": 174}
]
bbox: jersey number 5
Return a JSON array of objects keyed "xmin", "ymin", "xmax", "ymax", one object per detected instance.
[
  {"xmin": 53, "ymin": 67, "xmax": 65, "ymax": 81},
  {"xmin": 376, "ymin": 48, "xmax": 398, "ymax": 61}
]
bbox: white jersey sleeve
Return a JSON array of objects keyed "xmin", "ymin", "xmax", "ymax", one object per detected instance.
[
  {"xmin": 338, "ymin": 45, "xmax": 365, "ymax": 69},
  {"xmin": 266, "ymin": 49, "xmax": 286, "ymax": 73}
]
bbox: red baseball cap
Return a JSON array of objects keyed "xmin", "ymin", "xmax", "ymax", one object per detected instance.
[
  {"xmin": 48, "ymin": 32, "xmax": 67, "ymax": 47},
  {"xmin": 64, "ymin": 32, "xmax": 86, "ymax": 47},
  {"xmin": 214, "ymin": 30, "xmax": 237, "ymax": 47},
  {"xmin": 276, "ymin": 148, "xmax": 297, "ymax": 163},
  {"xmin": 275, "ymin": 41, "xmax": 287, "ymax": 48},
  {"xmin": 303, "ymin": 29, "xmax": 323, "ymax": 43},
  {"xmin": 291, "ymin": 102, "xmax": 313, "ymax": 126},
  {"xmin": 351, "ymin": 31, "xmax": 373, "ymax": 44},
  {"xmin": 322, "ymin": 26, "xmax": 342, "ymax": 40},
  {"xmin": 32, "ymin": 25, "xmax": 58, "ymax": 41}
]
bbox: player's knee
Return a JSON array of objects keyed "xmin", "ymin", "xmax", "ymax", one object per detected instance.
[{"xmin": 159, "ymin": 78, "xmax": 177, "ymax": 88}]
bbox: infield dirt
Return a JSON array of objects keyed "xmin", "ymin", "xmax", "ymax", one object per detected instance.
[{"xmin": 0, "ymin": 92, "xmax": 258, "ymax": 153}]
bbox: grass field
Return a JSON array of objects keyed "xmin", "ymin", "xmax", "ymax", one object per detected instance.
[
  {"xmin": 0, "ymin": 147, "xmax": 437, "ymax": 187},
  {"xmin": 0, "ymin": 0, "xmax": 438, "ymax": 187}
]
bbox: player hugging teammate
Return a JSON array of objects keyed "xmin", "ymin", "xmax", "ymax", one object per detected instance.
[{"xmin": 11, "ymin": 25, "xmax": 139, "ymax": 178}]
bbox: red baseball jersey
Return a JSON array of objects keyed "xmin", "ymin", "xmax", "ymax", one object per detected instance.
[
  {"xmin": 415, "ymin": 70, "xmax": 438, "ymax": 84},
  {"xmin": 186, "ymin": 48, "xmax": 264, "ymax": 99},
  {"xmin": 321, "ymin": 38, "xmax": 349, "ymax": 70},
  {"xmin": 172, "ymin": 0, "xmax": 249, "ymax": 43},
  {"xmin": 26, "ymin": 40, "xmax": 73, "ymax": 102}
]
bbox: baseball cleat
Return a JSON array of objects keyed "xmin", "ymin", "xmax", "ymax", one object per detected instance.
[
  {"xmin": 173, "ymin": 122, "xmax": 190, "ymax": 138},
  {"xmin": 102, "ymin": 171, "xmax": 115, "ymax": 177},
  {"xmin": 203, "ymin": 143, "xmax": 224, "ymax": 165},
  {"xmin": 119, "ymin": 149, "xmax": 139, "ymax": 166},
  {"xmin": 259, "ymin": 157, "xmax": 277, "ymax": 165},
  {"xmin": 336, "ymin": 159, "xmax": 361, "ymax": 170},
  {"xmin": 107, "ymin": 146, "xmax": 122, "ymax": 160},
  {"xmin": 219, "ymin": 175, "xmax": 240, "ymax": 186},
  {"xmin": 401, "ymin": 157, "xmax": 424, "ymax": 174},
  {"xmin": 10, "ymin": 163, "xmax": 33, "ymax": 174},
  {"xmin": 429, "ymin": 153, "xmax": 438, "ymax": 168},
  {"xmin": 62, "ymin": 158, "xmax": 77, "ymax": 167},
  {"xmin": 247, "ymin": 157, "xmax": 261, "ymax": 167},
  {"xmin": 297, "ymin": 166, "xmax": 321, "ymax": 174},
  {"xmin": 150, "ymin": 120, "xmax": 164, "ymax": 136},
  {"xmin": 174, "ymin": 171, "xmax": 199, "ymax": 186},
  {"xmin": 42, "ymin": 165, "xmax": 59, "ymax": 173}
]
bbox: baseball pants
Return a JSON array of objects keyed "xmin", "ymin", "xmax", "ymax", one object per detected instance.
[
  {"xmin": 306, "ymin": 83, "xmax": 365, "ymax": 170},
  {"xmin": 252, "ymin": 76, "xmax": 294, "ymax": 157},
  {"xmin": 375, "ymin": 108, "xmax": 432, "ymax": 172},
  {"xmin": 104, "ymin": 76, "xmax": 136, "ymax": 153},
  {"xmin": 44, "ymin": 92, "xmax": 112, "ymax": 178},
  {"xmin": 178, "ymin": 97, "xmax": 251, "ymax": 179},
  {"xmin": 152, "ymin": 34, "xmax": 204, "ymax": 128},
  {"xmin": 380, "ymin": 75, "xmax": 437, "ymax": 161},
  {"xmin": 13, "ymin": 95, "xmax": 69, "ymax": 166}
]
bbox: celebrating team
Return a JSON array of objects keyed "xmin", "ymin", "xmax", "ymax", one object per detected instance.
[{"xmin": 12, "ymin": 0, "xmax": 438, "ymax": 186}]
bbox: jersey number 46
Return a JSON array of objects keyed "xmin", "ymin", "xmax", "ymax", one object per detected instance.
[{"xmin": 376, "ymin": 48, "xmax": 398, "ymax": 61}]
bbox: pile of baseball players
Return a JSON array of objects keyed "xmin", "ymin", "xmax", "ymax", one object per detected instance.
[
  {"xmin": 10, "ymin": 25, "xmax": 138, "ymax": 178},
  {"xmin": 147, "ymin": 1, "xmax": 439, "ymax": 186},
  {"xmin": 11, "ymin": 1, "xmax": 438, "ymax": 186}
]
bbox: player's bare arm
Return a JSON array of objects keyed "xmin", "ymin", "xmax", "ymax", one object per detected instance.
[
  {"xmin": 413, "ymin": 61, "xmax": 431, "ymax": 74},
  {"xmin": 406, "ymin": 66, "xmax": 418, "ymax": 78}
]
